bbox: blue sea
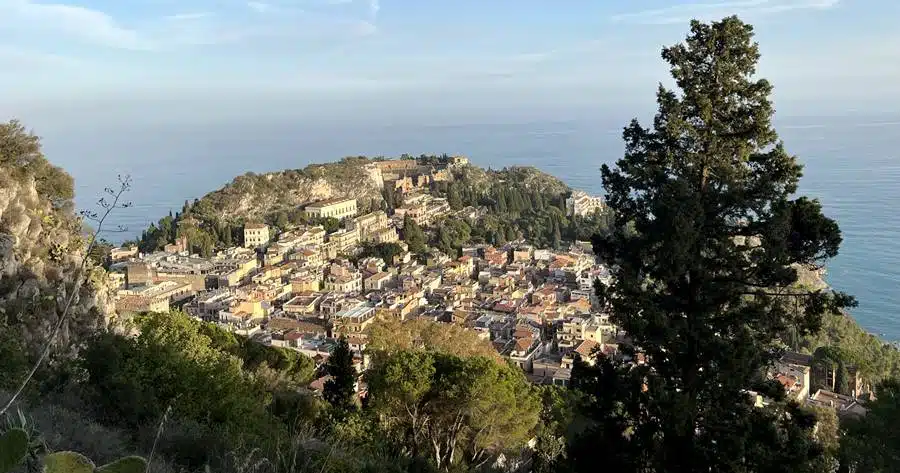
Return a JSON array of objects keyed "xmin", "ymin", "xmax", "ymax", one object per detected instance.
[{"xmin": 43, "ymin": 115, "xmax": 900, "ymax": 341}]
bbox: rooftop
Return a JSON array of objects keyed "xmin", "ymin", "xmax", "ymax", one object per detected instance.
[
  {"xmin": 334, "ymin": 304, "xmax": 376, "ymax": 319},
  {"xmin": 306, "ymin": 197, "xmax": 357, "ymax": 209}
]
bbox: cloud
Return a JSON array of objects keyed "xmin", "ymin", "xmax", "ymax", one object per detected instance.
[
  {"xmin": 167, "ymin": 12, "xmax": 213, "ymax": 21},
  {"xmin": 611, "ymin": 0, "xmax": 839, "ymax": 25},
  {"xmin": 247, "ymin": 2, "xmax": 272, "ymax": 13},
  {"xmin": 0, "ymin": 0, "xmax": 379, "ymax": 52},
  {"xmin": 369, "ymin": 0, "xmax": 379, "ymax": 20},
  {"xmin": 0, "ymin": 0, "xmax": 150, "ymax": 49}
]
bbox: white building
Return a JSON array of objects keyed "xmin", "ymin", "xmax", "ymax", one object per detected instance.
[
  {"xmin": 244, "ymin": 223, "xmax": 271, "ymax": 248},
  {"xmin": 304, "ymin": 198, "xmax": 358, "ymax": 220},
  {"xmin": 566, "ymin": 191, "xmax": 605, "ymax": 217}
]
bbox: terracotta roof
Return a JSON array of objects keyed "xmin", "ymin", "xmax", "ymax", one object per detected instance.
[
  {"xmin": 309, "ymin": 375, "xmax": 332, "ymax": 392},
  {"xmin": 574, "ymin": 339, "xmax": 600, "ymax": 359},
  {"xmin": 775, "ymin": 374, "xmax": 798, "ymax": 389},
  {"xmin": 515, "ymin": 336, "xmax": 535, "ymax": 353}
]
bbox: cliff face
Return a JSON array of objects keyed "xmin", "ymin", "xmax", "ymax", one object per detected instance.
[
  {"xmin": 0, "ymin": 124, "xmax": 113, "ymax": 359},
  {"xmin": 195, "ymin": 158, "xmax": 386, "ymax": 222}
]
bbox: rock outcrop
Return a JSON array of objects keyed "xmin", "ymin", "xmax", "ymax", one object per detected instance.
[
  {"xmin": 0, "ymin": 127, "xmax": 113, "ymax": 360},
  {"xmin": 195, "ymin": 158, "xmax": 386, "ymax": 222}
]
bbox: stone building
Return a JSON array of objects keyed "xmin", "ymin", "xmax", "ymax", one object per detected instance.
[{"xmin": 304, "ymin": 198, "xmax": 358, "ymax": 220}]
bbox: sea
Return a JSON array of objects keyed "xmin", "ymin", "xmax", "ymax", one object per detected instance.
[{"xmin": 43, "ymin": 114, "xmax": 900, "ymax": 341}]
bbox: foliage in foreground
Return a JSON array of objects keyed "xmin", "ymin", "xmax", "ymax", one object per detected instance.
[
  {"xmin": 0, "ymin": 427, "xmax": 147, "ymax": 473},
  {"xmin": 366, "ymin": 350, "xmax": 540, "ymax": 471}
]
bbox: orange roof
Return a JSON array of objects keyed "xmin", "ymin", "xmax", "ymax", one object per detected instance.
[
  {"xmin": 515, "ymin": 336, "xmax": 534, "ymax": 352},
  {"xmin": 776, "ymin": 374, "xmax": 798, "ymax": 389},
  {"xmin": 574, "ymin": 339, "xmax": 600, "ymax": 359},
  {"xmin": 309, "ymin": 375, "xmax": 332, "ymax": 392}
]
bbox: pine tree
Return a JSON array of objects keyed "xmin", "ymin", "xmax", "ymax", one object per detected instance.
[
  {"xmin": 576, "ymin": 16, "xmax": 854, "ymax": 472},
  {"xmin": 323, "ymin": 337, "xmax": 357, "ymax": 413}
]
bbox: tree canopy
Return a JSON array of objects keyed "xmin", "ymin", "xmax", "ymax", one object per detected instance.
[
  {"xmin": 365, "ymin": 318, "xmax": 502, "ymax": 365},
  {"xmin": 366, "ymin": 350, "xmax": 540, "ymax": 471},
  {"xmin": 580, "ymin": 16, "xmax": 854, "ymax": 472},
  {"xmin": 323, "ymin": 336, "xmax": 358, "ymax": 413},
  {"xmin": 840, "ymin": 378, "xmax": 900, "ymax": 472},
  {"xmin": 0, "ymin": 119, "xmax": 75, "ymax": 211}
]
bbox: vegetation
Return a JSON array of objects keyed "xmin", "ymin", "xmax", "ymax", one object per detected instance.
[
  {"xmin": 430, "ymin": 170, "xmax": 612, "ymax": 250},
  {"xmin": 0, "ymin": 120, "xmax": 75, "ymax": 211},
  {"xmin": 840, "ymin": 378, "xmax": 900, "ymax": 472},
  {"xmin": 797, "ymin": 307, "xmax": 900, "ymax": 382},
  {"xmin": 366, "ymin": 350, "xmax": 540, "ymax": 471},
  {"xmin": 323, "ymin": 337, "xmax": 358, "ymax": 414},
  {"xmin": 358, "ymin": 241, "xmax": 404, "ymax": 265},
  {"xmin": 0, "ymin": 427, "xmax": 148, "ymax": 473},
  {"xmin": 401, "ymin": 215, "xmax": 429, "ymax": 255},
  {"xmin": 7, "ymin": 15, "xmax": 900, "ymax": 473},
  {"xmin": 135, "ymin": 157, "xmax": 384, "ymax": 255},
  {"xmin": 365, "ymin": 318, "xmax": 503, "ymax": 365},
  {"xmin": 578, "ymin": 16, "xmax": 854, "ymax": 472}
]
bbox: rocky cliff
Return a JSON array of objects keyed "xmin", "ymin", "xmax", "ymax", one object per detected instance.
[
  {"xmin": 192, "ymin": 157, "xmax": 386, "ymax": 222},
  {"xmin": 0, "ymin": 121, "xmax": 113, "ymax": 362}
]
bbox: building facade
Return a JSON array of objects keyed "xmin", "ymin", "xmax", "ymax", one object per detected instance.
[
  {"xmin": 244, "ymin": 223, "xmax": 271, "ymax": 248},
  {"xmin": 349, "ymin": 211, "xmax": 389, "ymax": 238},
  {"xmin": 304, "ymin": 198, "xmax": 358, "ymax": 220},
  {"xmin": 566, "ymin": 191, "xmax": 605, "ymax": 217}
]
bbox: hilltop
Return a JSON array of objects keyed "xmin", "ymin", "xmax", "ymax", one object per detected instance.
[
  {"xmin": 183, "ymin": 155, "xmax": 569, "ymax": 223},
  {"xmin": 194, "ymin": 157, "xmax": 386, "ymax": 222},
  {"xmin": 136, "ymin": 155, "xmax": 581, "ymax": 255}
]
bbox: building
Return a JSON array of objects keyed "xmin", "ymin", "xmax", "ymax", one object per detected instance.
[
  {"xmin": 328, "ymin": 228, "xmax": 360, "ymax": 254},
  {"xmin": 110, "ymin": 246, "xmax": 139, "ymax": 262},
  {"xmin": 368, "ymin": 227, "xmax": 400, "ymax": 244},
  {"xmin": 349, "ymin": 211, "xmax": 389, "ymax": 239},
  {"xmin": 566, "ymin": 191, "xmax": 605, "ymax": 217},
  {"xmin": 115, "ymin": 294, "xmax": 169, "ymax": 314},
  {"xmin": 115, "ymin": 280, "xmax": 195, "ymax": 314},
  {"xmin": 186, "ymin": 289, "xmax": 236, "ymax": 321},
  {"xmin": 164, "ymin": 236, "xmax": 189, "ymax": 254},
  {"xmin": 291, "ymin": 273, "xmax": 322, "ymax": 293},
  {"xmin": 244, "ymin": 223, "xmax": 271, "ymax": 248},
  {"xmin": 808, "ymin": 389, "xmax": 868, "ymax": 418},
  {"xmin": 304, "ymin": 198, "xmax": 358, "ymax": 220},
  {"xmin": 332, "ymin": 304, "xmax": 377, "ymax": 337},
  {"xmin": 365, "ymin": 272, "xmax": 393, "ymax": 291},
  {"xmin": 325, "ymin": 271, "xmax": 363, "ymax": 293},
  {"xmin": 290, "ymin": 248, "xmax": 323, "ymax": 268},
  {"xmin": 774, "ymin": 353, "xmax": 813, "ymax": 402},
  {"xmin": 283, "ymin": 293, "xmax": 322, "ymax": 316}
]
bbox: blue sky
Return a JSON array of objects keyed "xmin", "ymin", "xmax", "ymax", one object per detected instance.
[{"xmin": 3, "ymin": 0, "xmax": 900, "ymax": 128}]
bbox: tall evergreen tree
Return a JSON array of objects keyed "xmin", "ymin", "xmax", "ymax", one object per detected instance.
[
  {"xmin": 577, "ymin": 17, "xmax": 854, "ymax": 472},
  {"xmin": 323, "ymin": 337, "xmax": 357, "ymax": 413}
]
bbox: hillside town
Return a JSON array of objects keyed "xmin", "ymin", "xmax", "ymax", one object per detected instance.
[{"xmin": 107, "ymin": 158, "xmax": 869, "ymax": 420}]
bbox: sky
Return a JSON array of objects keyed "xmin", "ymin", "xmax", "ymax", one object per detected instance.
[{"xmin": 3, "ymin": 0, "xmax": 900, "ymax": 130}]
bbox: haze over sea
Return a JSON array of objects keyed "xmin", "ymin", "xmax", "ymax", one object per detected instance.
[{"xmin": 39, "ymin": 113, "xmax": 900, "ymax": 342}]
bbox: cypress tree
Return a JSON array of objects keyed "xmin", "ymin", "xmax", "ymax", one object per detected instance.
[
  {"xmin": 576, "ymin": 16, "xmax": 855, "ymax": 472},
  {"xmin": 323, "ymin": 337, "xmax": 358, "ymax": 413}
]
